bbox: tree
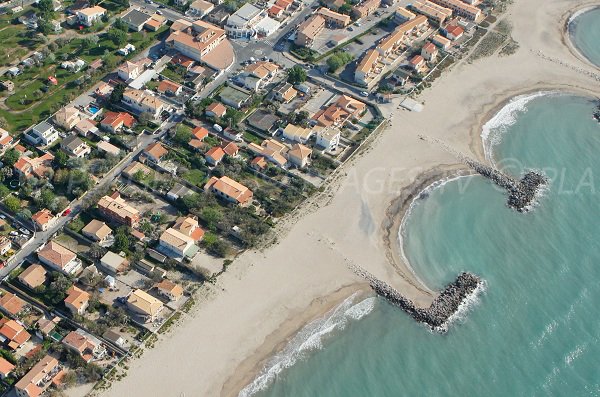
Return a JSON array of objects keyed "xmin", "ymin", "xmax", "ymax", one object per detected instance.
[
  {"xmin": 114, "ymin": 226, "xmax": 131, "ymax": 253},
  {"xmin": 37, "ymin": 0, "xmax": 54, "ymax": 16},
  {"xmin": 201, "ymin": 207, "xmax": 222, "ymax": 231},
  {"xmin": 113, "ymin": 18, "xmax": 128, "ymax": 31},
  {"xmin": 326, "ymin": 51, "xmax": 354, "ymax": 73},
  {"xmin": 4, "ymin": 195, "xmax": 20, "ymax": 213},
  {"xmin": 109, "ymin": 83, "xmax": 126, "ymax": 104},
  {"xmin": 37, "ymin": 20, "xmax": 54, "ymax": 35},
  {"xmin": 0, "ymin": 184, "xmax": 9, "ymax": 199},
  {"xmin": 53, "ymin": 151, "xmax": 68, "ymax": 168},
  {"xmin": 174, "ymin": 124, "xmax": 193, "ymax": 144},
  {"xmin": 287, "ymin": 65, "xmax": 307, "ymax": 85},
  {"xmin": 84, "ymin": 35, "xmax": 100, "ymax": 49},
  {"xmin": 339, "ymin": 3, "xmax": 352, "ymax": 14},
  {"xmin": 108, "ymin": 28, "xmax": 127, "ymax": 46},
  {"xmin": 223, "ymin": 108, "xmax": 244, "ymax": 127},
  {"xmin": 3, "ymin": 148, "xmax": 20, "ymax": 167}
]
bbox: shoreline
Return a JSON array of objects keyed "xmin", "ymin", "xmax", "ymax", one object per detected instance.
[
  {"xmin": 561, "ymin": 2, "xmax": 600, "ymax": 70},
  {"xmin": 221, "ymin": 283, "xmax": 373, "ymax": 397},
  {"xmin": 98, "ymin": 1, "xmax": 600, "ymax": 396}
]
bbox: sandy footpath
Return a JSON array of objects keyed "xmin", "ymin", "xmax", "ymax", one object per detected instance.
[{"xmin": 99, "ymin": 1, "xmax": 600, "ymax": 396}]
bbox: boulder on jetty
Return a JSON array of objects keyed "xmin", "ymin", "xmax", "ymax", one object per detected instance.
[{"xmin": 350, "ymin": 265, "xmax": 481, "ymax": 332}]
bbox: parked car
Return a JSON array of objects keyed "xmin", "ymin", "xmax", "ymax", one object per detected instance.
[
  {"xmin": 9, "ymin": 231, "xmax": 18, "ymax": 237},
  {"xmin": 360, "ymin": 91, "xmax": 369, "ymax": 97},
  {"xmin": 213, "ymin": 124, "xmax": 223, "ymax": 133},
  {"xmin": 0, "ymin": 214, "xmax": 5, "ymax": 219},
  {"xmin": 63, "ymin": 208, "xmax": 71, "ymax": 216},
  {"xmin": 19, "ymin": 227, "xmax": 31, "ymax": 235}
]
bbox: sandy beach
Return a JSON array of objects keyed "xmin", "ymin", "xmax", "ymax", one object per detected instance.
[{"xmin": 98, "ymin": 1, "xmax": 600, "ymax": 396}]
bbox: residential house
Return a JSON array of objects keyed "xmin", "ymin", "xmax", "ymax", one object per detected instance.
[
  {"xmin": 75, "ymin": 119, "xmax": 99, "ymax": 137},
  {"xmin": 0, "ymin": 318, "xmax": 30, "ymax": 350},
  {"xmin": 205, "ymin": 146, "xmax": 225, "ymax": 166},
  {"xmin": 173, "ymin": 216, "xmax": 205, "ymax": 241},
  {"xmin": 247, "ymin": 139, "xmax": 288, "ymax": 168},
  {"xmin": 82, "ymin": 220, "xmax": 113, "ymax": 244},
  {"xmin": 99, "ymin": 251, "xmax": 129, "ymax": 274},
  {"xmin": 225, "ymin": 3, "xmax": 264, "ymax": 38},
  {"xmin": 0, "ymin": 292, "xmax": 25, "ymax": 316},
  {"xmin": 18, "ymin": 264, "xmax": 47, "ymax": 290},
  {"xmin": 316, "ymin": 7, "xmax": 351, "ymax": 27},
  {"xmin": 314, "ymin": 95, "xmax": 366, "ymax": 127},
  {"xmin": 295, "ymin": 15, "xmax": 324, "ymax": 47},
  {"xmin": 444, "ymin": 24, "xmax": 464, "ymax": 40},
  {"xmin": 394, "ymin": 6, "xmax": 416, "ymax": 23},
  {"xmin": 166, "ymin": 20, "xmax": 228, "ymax": 63},
  {"xmin": 97, "ymin": 192, "xmax": 140, "ymax": 227},
  {"xmin": 38, "ymin": 241, "xmax": 82, "ymax": 275},
  {"xmin": 352, "ymin": 0, "xmax": 381, "ymax": 19},
  {"xmin": 127, "ymin": 289, "xmax": 164, "ymax": 322},
  {"xmin": 222, "ymin": 141, "xmax": 239, "ymax": 157},
  {"xmin": 97, "ymin": 141, "xmax": 121, "ymax": 157},
  {"xmin": 268, "ymin": 5, "xmax": 284, "ymax": 19},
  {"xmin": 421, "ymin": 42, "xmax": 438, "ymax": 61},
  {"xmin": 35, "ymin": 316, "xmax": 60, "ymax": 339},
  {"xmin": 409, "ymin": 0, "xmax": 452, "ymax": 24},
  {"xmin": 155, "ymin": 279, "xmax": 184, "ymax": 301},
  {"xmin": 64, "ymin": 286, "xmax": 90, "ymax": 315},
  {"xmin": 62, "ymin": 329, "xmax": 105, "ymax": 363},
  {"xmin": 117, "ymin": 60, "xmax": 143, "ymax": 82},
  {"xmin": 250, "ymin": 156, "xmax": 267, "ymax": 171},
  {"xmin": 122, "ymin": 89, "xmax": 167, "ymax": 119},
  {"xmin": 144, "ymin": 13, "xmax": 166, "ymax": 31},
  {"xmin": 204, "ymin": 176, "xmax": 253, "ymax": 206},
  {"xmin": 206, "ymin": 7, "xmax": 231, "ymax": 26},
  {"xmin": 103, "ymin": 329, "xmax": 126, "ymax": 347},
  {"xmin": 428, "ymin": 0, "xmax": 480, "ymax": 21},
  {"xmin": 0, "ymin": 357, "xmax": 14, "ymax": 379},
  {"xmin": 157, "ymin": 80, "xmax": 183, "ymax": 96},
  {"xmin": 315, "ymin": 126, "xmax": 341, "ymax": 152},
  {"xmin": 189, "ymin": 0, "xmax": 214, "ymax": 16},
  {"xmin": 271, "ymin": 82, "xmax": 297, "ymax": 103},
  {"xmin": 143, "ymin": 142, "xmax": 168, "ymax": 164},
  {"xmin": 287, "ymin": 143, "xmax": 312, "ymax": 168},
  {"xmin": 355, "ymin": 48, "xmax": 380, "ymax": 85},
  {"xmin": 26, "ymin": 121, "xmax": 58, "ymax": 146},
  {"xmin": 431, "ymin": 33, "xmax": 451, "ymax": 49},
  {"xmin": 13, "ymin": 153, "xmax": 54, "ymax": 179},
  {"xmin": 76, "ymin": 5, "xmax": 106, "ymax": 27},
  {"xmin": 282, "ymin": 124, "xmax": 313, "ymax": 144},
  {"xmin": 54, "ymin": 106, "xmax": 82, "ymax": 130},
  {"xmin": 0, "ymin": 237, "xmax": 10, "ymax": 256},
  {"xmin": 121, "ymin": 9, "xmax": 151, "ymax": 31},
  {"xmin": 15, "ymin": 355, "xmax": 60, "ymax": 397},
  {"xmin": 123, "ymin": 161, "xmax": 152, "ymax": 179},
  {"xmin": 409, "ymin": 54, "xmax": 425, "ymax": 71},
  {"xmin": 205, "ymin": 102, "xmax": 227, "ymax": 118},
  {"xmin": 60, "ymin": 135, "xmax": 91, "ymax": 158},
  {"xmin": 158, "ymin": 227, "xmax": 197, "ymax": 259},
  {"xmin": 32, "ymin": 209, "xmax": 56, "ymax": 231},
  {"xmin": 219, "ymin": 85, "xmax": 251, "ymax": 109},
  {"xmin": 100, "ymin": 111, "xmax": 136, "ymax": 133},
  {"xmin": 0, "ymin": 128, "xmax": 14, "ymax": 155}
]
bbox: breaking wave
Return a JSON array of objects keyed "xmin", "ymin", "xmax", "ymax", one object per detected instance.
[
  {"xmin": 238, "ymin": 294, "xmax": 376, "ymax": 397},
  {"xmin": 481, "ymin": 92, "xmax": 552, "ymax": 163}
]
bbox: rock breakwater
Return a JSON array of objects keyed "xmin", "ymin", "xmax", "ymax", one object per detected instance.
[
  {"xmin": 420, "ymin": 135, "xmax": 547, "ymax": 211},
  {"xmin": 349, "ymin": 265, "xmax": 482, "ymax": 331}
]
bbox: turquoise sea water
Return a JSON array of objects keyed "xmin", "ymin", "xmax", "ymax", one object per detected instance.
[
  {"xmin": 248, "ymin": 94, "xmax": 600, "ymax": 397},
  {"xmin": 570, "ymin": 7, "xmax": 600, "ymax": 67}
]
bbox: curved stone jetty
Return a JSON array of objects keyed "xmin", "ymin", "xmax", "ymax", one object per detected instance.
[
  {"xmin": 420, "ymin": 135, "xmax": 547, "ymax": 211},
  {"xmin": 350, "ymin": 265, "xmax": 482, "ymax": 332}
]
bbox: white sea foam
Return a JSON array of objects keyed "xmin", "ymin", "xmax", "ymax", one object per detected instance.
[
  {"xmin": 435, "ymin": 279, "xmax": 488, "ymax": 333},
  {"xmin": 481, "ymin": 92, "xmax": 553, "ymax": 163},
  {"xmin": 238, "ymin": 295, "xmax": 376, "ymax": 397},
  {"xmin": 533, "ymin": 320, "xmax": 558, "ymax": 349},
  {"xmin": 565, "ymin": 344, "xmax": 586, "ymax": 366}
]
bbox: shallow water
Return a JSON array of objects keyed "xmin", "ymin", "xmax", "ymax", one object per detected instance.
[
  {"xmin": 250, "ymin": 94, "xmax": 600, "ymax": 397},
  {"xmin": 570, "ymin": 7, "xmax": 600, "ymax": 67}
]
